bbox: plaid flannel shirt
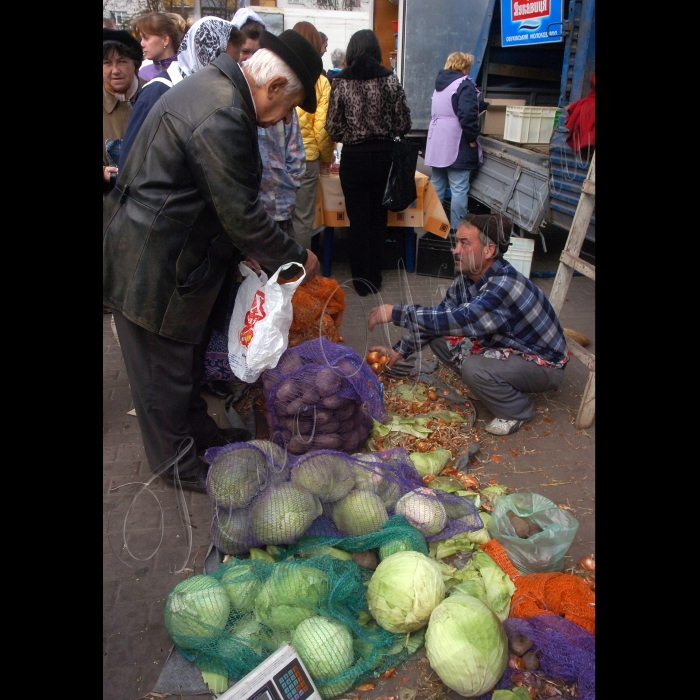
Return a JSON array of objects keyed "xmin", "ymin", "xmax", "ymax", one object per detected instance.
[
  {"xmin": 257, "ymin": 110, "xmax": 306, "ymax": 222},
  {"xmin": 391, "ymin": 257, "xmax": 570, "ymax": 368}
]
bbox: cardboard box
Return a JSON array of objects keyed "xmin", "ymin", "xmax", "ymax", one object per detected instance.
[
  {"xmin": 481, "ymin": 98, "xmax": 527, "ymax": 137},
  {"xmin": 314, "ymin": 172, "xmax": 436, "ymax": 230}
]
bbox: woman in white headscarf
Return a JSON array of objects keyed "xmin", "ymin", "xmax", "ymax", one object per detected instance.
[{"xmin": 119, "ymin": 17, "xmax": 238, "ymax": 169}]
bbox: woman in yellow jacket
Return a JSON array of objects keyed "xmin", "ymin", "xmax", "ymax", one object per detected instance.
[{"xmin": 290, "ymin": 22, "xmax": 335, "ymax": 249}]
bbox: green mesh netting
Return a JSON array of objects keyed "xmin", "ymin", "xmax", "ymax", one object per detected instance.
[
  {"xmin": 164, "ymin": 551, "xmax": 427, "ymax": 699},
  {"xmin": 282, "ymin": 514, "xmax": 429, "ymax": 561}
]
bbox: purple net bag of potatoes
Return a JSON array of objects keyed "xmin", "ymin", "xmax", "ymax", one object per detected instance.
[{"xmin": 262, "ymin": 338, "xmax": 387, "ymax": 456}]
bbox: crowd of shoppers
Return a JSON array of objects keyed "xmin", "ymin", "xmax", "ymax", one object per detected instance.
[{"xmin": 105, "ymin": 13, "xmax": 555, "ymax": 487}]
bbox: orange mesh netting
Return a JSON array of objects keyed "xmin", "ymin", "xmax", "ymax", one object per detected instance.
[
  {"xmin": 288, "ymin": 276, "xmax": 345, "ymax": 347},
  {"xmin": 480, "ymin": 539, "xmax": 521, "ymax": 581},
  {"xmin": 480, "ymin": 540, "xmax": 595, "ymax": 635}
]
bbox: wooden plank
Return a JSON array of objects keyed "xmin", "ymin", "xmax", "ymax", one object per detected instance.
[
  {"xmin": 549, "ymin": 154, "xmax": 595, "ymax": 314},
  {"xmin": 566, "ymin": 336, "xmax": 595, "ymax": 371},
  {"xmin": 582, "ymin": 179, "xmax": 595, "ymax": 195},
  {"xmin": 560, "ymin": 250, "xmax": 595, "ymax": 281},
  {"xmin": 574, "ymin": 370, "xmax": 596, "ymax": 429},
  {"xmin": 549, "ymin": 264, "xmax": 573, "ymax": 317}
]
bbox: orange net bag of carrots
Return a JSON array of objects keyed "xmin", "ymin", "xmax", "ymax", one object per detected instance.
[
  {"xmin": 288, "ymin": 276, "xmax": 345, "ymax": 347},
  {"xmin": 481, "ymin": 539, "xmax": 595, "ymax": 635}
]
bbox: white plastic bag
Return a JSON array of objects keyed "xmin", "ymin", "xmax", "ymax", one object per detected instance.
[{"xmin": 228, "ymin": 261, "xmax": 306, "ymax": 383}]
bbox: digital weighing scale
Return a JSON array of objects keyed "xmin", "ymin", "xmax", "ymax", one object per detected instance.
[{"xmin": 217, "ymin": 643, "xmax": 322, "ymax": 700}]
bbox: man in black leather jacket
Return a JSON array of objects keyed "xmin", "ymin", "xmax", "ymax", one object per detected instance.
[{"xmin": 103, "ymin": 29, "xmax": 323, "ymax": 492}]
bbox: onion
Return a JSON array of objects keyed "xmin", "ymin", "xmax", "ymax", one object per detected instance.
[
  {"xmin": 367, "ymin": 351, "xmax": 380, "ymax": 364},
  {"xmin": 578, "ymin": 554, "xmax": 595, "ymax": 571}
]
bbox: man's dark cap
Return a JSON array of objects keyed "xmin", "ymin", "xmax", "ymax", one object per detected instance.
[
  {"xmin": 103, "ymin": 28, "xmax": 144, "ymax": 63},
  {"xmin": 258, "ymin": 29, "xmax": 323, "ymax": 113},
  {"xmin": 464, "ymin": 213, "xmax": 513, "ymax": 254}
]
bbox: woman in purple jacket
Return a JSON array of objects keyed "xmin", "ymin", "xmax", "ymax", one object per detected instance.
[{"xmin": 424, "ymin": 52, "xmax": 484, "ymax": 232}]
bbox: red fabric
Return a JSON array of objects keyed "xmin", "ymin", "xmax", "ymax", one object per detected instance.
[{"xmin": 565, "ymin": 75, "xmax": 595, "ymax": 153}]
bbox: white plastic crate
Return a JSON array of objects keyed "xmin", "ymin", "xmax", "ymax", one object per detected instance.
[
  {"xmin": 504, "ymin": 106, "xmax": 558, "ymax": 144},
  {"xmin": 503, "ymin": 236, "xmax": 535, "ymax": 278}
]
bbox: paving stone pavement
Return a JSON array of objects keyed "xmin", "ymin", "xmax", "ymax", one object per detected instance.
[{"xmin": 103, "ymin": 228, "xmax": 594, "ymax": 700}]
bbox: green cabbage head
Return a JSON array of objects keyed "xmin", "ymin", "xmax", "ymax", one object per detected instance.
[
  {"xmin": 425, "ymin": 594, "xmax": 508, "ymax": 697},
  {"xmin": 254, "ymin": 563, "xmax": 328, "ymax": 631},
  {"xmin": 219, "ymin": 561, "xmax": 261, "ymax": 613},
  {"xmin": 332, "ymin": 490, "xmax": 388, "ymax": 535},
  {"xmin": 251, "ymin": 482, "xmax": 322, "ymax": 545},
  {"xmin": 164, "ymin": 575, "xmax": 230, "ymax": 649},
  {"xmin": 291, "ymin": 616, "xmax": 354, "ymax": 680},
  {"xmin": 367, "ymin": 550, "xmax": 445, "ymax": 633},
  {"xmin": 291, "ymin": 453, "xmax": 355, "ymax": 502},
  {"xmin": 395, "ymin": 488, "xmax": 447, "ymax": 537}
]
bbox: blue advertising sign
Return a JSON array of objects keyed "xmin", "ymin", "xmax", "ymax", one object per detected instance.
[{"xmin": 501, "ymin": 0, "xmax": 564, "ymax": 47}]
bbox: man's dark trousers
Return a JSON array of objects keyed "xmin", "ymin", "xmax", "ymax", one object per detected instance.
[
  {"xmin": 113, "ymin": 311, "xmax": 220, "ymax": 477},
  {"xmin": 429, "ymin": 337, "xmax": 564, "ymax": 421}
]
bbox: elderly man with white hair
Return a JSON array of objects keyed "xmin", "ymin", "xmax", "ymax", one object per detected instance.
[{"xmin": 103, "ymin": 29, "xmax": 323, "ymax": 492}]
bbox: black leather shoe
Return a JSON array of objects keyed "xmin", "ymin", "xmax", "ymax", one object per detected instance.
[
  {"xmin": 159, "ymin": 461, "xmax": 209, "ymax": 493},
  {"xmin": 201, "ymin": 380, "xmax": 233, "ymax": 399},
  {"xmin": 195, "ymin": 427, "xmax": 250, "ymax": 455}
]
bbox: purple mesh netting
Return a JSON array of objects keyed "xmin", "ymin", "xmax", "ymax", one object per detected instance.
[
  {"xmin": 203, "ymin": 443, "xmax": 483, "ymax": 550},
  {"xmin": 261, "ymin": 338, "xmax": 388, "ymax": 456},
  {"xmin": 477, "ymin": 614, "xmax": 595, "ymax": 700}
]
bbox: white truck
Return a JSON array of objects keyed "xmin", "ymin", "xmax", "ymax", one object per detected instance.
[{"xmin": 243, "ymin": 4, "xmax": 371, "ymax": 73}]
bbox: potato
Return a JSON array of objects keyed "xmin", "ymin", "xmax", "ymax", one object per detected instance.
[
  {"xmin": 342, "ymin": 431, "xmax": 361, "ymax": 452},
  {"xmin": 277, "ymin": 352, "xmax": 304, "ymax": 374},
  {"xmin": 312, "ymin": 408, "xmax": 334, "ymax": 425},
  {"xmin": 352, "ymin": 550, "xmax": 379, "ymax": 570},
  {"xmin": 315, "ymin": 421, "xmax": 340, "ymax": 435},
  {"xmin": 302, "ymin": 387, "xmax": 321, "ymax": 405},
  {"xmin": 311, "ymin": 434, "xmax": 342, "ymax": 450},
  {"xmin": 522, "ymin": 651, "xmax": 539, "ymax": 671},
  {"xmin": 315, "ymin": 367, "xmax": 342, "ymax": 397},
  {"xmin": 322, "ymin": 394, "xmax": 345, "ymax": 410},
  {"xmin": 287, "ymin": 436, "xmax": 308, "ymax": 454},
  {"xmin": 335, "ymin": 402, "xmax": 356, "ymax": 422},
  {"xmin": 527, "ymin": 523, "xmax": 543, "ymax": 537},
  {"xmin": 335, "ymin": 357, "xmax": 359, "ymax": 378},
  {"xmin": 509, "ymin": 633, "xmax": 533, "ymax": 656},
  {"xmin": 275, "ymin": 380, "xmax": 298, "ymax": 405},
  {"xmin": 509, "ymin": 515, "xmax": 531, "ymax": 539},
  {"xmin": 285, "ymin": 398, "xmax": 307, "ymax": 417}
]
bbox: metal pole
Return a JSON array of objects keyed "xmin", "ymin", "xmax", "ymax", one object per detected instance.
[{"xmin": 193, "ymin": 0, "xmax": 202, "ymax": 20}]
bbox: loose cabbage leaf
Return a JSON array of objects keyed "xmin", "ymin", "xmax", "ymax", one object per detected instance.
[
  {"xmin": 409, "ymin": 449, "xmax": 452, "ymax": 477},
  {"xmin": 462, "ymin": 551, "xmax": 516, "ymax": 619},
  {"xmin": 480, "ymin": 484, "xmax": 509, "ymax": 506}
]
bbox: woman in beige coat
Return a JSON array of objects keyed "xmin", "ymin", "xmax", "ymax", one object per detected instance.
[{"xmin": 290, "ymin": 22, "xmax": 335, "ymax": 249}]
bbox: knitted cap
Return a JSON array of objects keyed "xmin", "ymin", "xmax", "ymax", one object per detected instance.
[{"xmin": 463, "ymin": 213, "xmax": 512, "ymax": 254}]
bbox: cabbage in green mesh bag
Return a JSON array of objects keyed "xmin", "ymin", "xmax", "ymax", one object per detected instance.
[
  {"xmin": 164, "ymin": 575, "xmax": 230, "ymax": 651},
  {"xmin": 164, "ymin": 547, "xmax": 434, "ymax": 696},
  {"xmin": 253, "ymin": 562, "xmax": 329, "ymax": 631}
]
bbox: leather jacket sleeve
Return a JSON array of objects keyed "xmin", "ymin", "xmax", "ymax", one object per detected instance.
[{"xmin": 189, "ymin": 103, "xmax": 308, "ymax": 273}]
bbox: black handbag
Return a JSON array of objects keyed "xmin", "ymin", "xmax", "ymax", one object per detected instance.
[{"xmin": 382, "ymin": 137, "xmax": 420, "ymax": 212}]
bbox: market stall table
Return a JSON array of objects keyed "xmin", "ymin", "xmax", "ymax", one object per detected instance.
[{"xmin": 312, "ymin": 170, "xmax": 450, "ymax": 276}]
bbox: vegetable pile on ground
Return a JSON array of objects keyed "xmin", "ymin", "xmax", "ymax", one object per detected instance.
[
  {"xmin": 166, "ymin": 350, "xmax": 594, "ymax": 698},
  {"xmin": 164, "ymin": 534, "xmax": 432, "ymax": 699},
  {"xmin": 204, "ymin": 440, "xmax": 484, "ymax": 556}
]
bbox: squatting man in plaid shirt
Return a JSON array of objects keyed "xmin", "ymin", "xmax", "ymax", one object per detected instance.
[{"xmin": 367, "ymin": 213, "xmax": 570, "ymax": 436}]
